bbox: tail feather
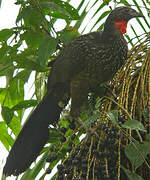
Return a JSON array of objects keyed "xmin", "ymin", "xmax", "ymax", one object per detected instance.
[{"xmin": 3, "ymin": 92, "xmax": 62, "ymax": 176}]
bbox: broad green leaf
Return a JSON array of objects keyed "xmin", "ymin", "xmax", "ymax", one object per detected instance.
[
  {"xmin": 16, "ymin": 6, "xmax": 31, "ymax": 24},
  {"xmin": 106, "ymin": 110, "xmax": 118, "ymax": 125},
  {"xmin": 57, "ymin": 0, "xmax": 79, "ymax": 20},
  {"xmin": 17, "ymin": 63, "xmax": 48, "ymax": 72},
  {"xmin": 1, "ymin": 106, "xmax": 14, "ymax": 124},
  {"xmin": 0, "ymin": 43, "xmax": 8, "ymax": 59},
  {"xmin": 35, "ymin": 72, "xmax": 47, "ymax": 101},
  {"xmin": 59, "ymin": 27, "xmax": 80, "ymax": 44},
  {"xmin": 0, "ymin": 122, "xmax": 14, "ymax": 150},
  {"xmin": 8, "ymin": 115, "xmax": 21, "ymax": 136},
  {"xmin": 125, "ymin": 141, "xmax": 150, "ymax": 170},
  {"xmin": 84, "ymin": 111, "xmax": 100, "ymax": 126},
  {"xmin": 17, "ymin": 7, "xmax": 43, "ymax": 27},
  {"xmin": 14, "ymin": 70, "xmax": 31, "ymax": 83},
  {"xmin": 0, "ymin": 29, "xmax": 13, "ymax": 41},
  {"xmin": 15, "ymin": 58, "xmax": 48, "ymax": 72},
  {"xmin": 11, "ymin": 100, "xmax": 38, "ymax": 111},
  {"xmin": 48, "ymin": 128, "xmax": 61, "ymax": 144},
  {"xmin": 0, "ymin": 79, "xmax": 24, "ymax": 108},
  {"xmin": 50, "ymin": 10, "xmax": 70, "ymax": 20},
  {"xmin": 122, "ymin": 120, "xmax": 146, "ymax": 132},
  {"xmin": 0, "ymin": 88, "xmax": 11, "ymax": 107},
  {"xmin": 51, "ymin": 0, "xmax": 79, "ymax": 20},
  {"xmin": 27, "ymin": 9, "xmax": 43, "ymax": 27},
  {"xmin": 13, "ymin": 48, "xmax": 48, "ymax": 71},
  {"xmin": 38, "ymin": 37, "xmax": 58, "ymax": 66},
  {"xmin": 41, "ymin": 1, "xmax": 68, "ymax": 14},
  {"xmin": 9, "ymin": 78, "xmax": 24, "ymax": 105},
  {"xmin": 20, "ymin": 31, "xmax": 45, "ymax": 48},
  {"xmin": 41, "ymin": 1, "xmax": 79, "ymax": 20},
  {"xmin": 0, "ymin": 64, "xmax": 14, "ymax": 77},
  {"xmin": 142, "ymin": 108, "xmax": 149, "ymax": 122},
  {"xmin": 121, "ymin": 166, "xmax": 144, "ymax": 180}
]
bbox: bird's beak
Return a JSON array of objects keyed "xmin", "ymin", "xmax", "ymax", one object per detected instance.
[{"xmin": 135, "ymin": 12, "xmax": 144, "ymax": 18}]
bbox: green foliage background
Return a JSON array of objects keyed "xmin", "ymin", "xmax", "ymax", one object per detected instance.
[{"xmin": 0, "ymin": 0, "xmax": 150, "ymax": 179}]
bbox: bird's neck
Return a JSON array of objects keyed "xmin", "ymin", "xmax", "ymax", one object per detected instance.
[
  {"xmin": 101, "ymin": 21, "xmax": 127, "ymax": 45},
  {"xmin": 114, "ymin": 20, "xmax": 127, "ymax": 34},
  {"xmin": 103, "ymin": 20, "xmax": 127, "ymax": 36},
  {"xmin": 101, "ymin": 30, "xmax": 124, "ymax": 45}
]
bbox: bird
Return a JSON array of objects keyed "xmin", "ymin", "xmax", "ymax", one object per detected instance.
[{"xmin": 3, "ymin": 6, "xmax": 144, "ymax": 176}]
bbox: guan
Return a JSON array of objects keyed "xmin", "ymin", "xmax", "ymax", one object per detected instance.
[{"xmin": 3, "ymin": 6, "xmax": 143, "ymax": 176}]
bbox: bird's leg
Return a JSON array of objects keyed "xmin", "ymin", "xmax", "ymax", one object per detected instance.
[
  {"xmin": 70, "ymin": 77, "xmax": 89, "ymax": 118},
  {"xmin": 70, "ymin": 78, "xmax": 99, "ymax": 137}
]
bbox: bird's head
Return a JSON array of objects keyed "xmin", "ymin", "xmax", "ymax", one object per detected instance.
[{"xmin": 104, "ymin": 6, "xmax": 144, "ymax": 34}]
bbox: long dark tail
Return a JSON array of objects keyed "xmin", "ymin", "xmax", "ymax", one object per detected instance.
[{"xmin": 3, "ymin": 92, "xmax": 62, "ymax": 176}]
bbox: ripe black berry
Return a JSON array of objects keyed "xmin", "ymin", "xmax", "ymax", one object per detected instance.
[
  {"xmin": 71, "ymin": 134, "xmax": 76, "ymax": 140},
  {"xmin": 50, "ymin": 145, "xmax": 55, "ymax": 152},
  {"xmin": 69, "ymin": 123, "xmax": 76, "ymax": 130},
  {"xmin": 86, "ymin": 140, "xmax": 91, "ymax": 146},
  {"xmin": 46, "ymin": 154, "xmax": 57, "ymax": 162},
  {"xmin": 75, "ymin": 146, "xmax": 80, "ymax": 152},
  {"xmin": 67, "ymin": 146, "xmax": 72, "ymax": 152},
  {"xmin": 118, "ymin": 114, "xmax": 125, "ymax": 122},
  {"xmin": 46, "ymin": 168, "xmax": 52, "ymax": 174},
  {"xmin": 63, "ymin": 168, "xmax": 70, "ymax": 174},
  {"xmin": 57, "ymin": 164, "xmax": 64, "ymax": 172},
  {"xmin": 60, "ymin": 127, "xmax": 67, "ymax": 134},
  {"xmin": 60, "ymin": 136, "xmax": 66, "ymax": 142}
]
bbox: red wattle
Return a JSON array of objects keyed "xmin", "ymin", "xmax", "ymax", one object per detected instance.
[{"xmin": 114, "ymin": 21, "xmax": 127, "ymax": 34}]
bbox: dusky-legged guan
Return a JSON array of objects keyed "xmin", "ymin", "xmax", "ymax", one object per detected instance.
[{"xmin": 3, "ymin": 6, "xmax": 143, "ymax": 176}]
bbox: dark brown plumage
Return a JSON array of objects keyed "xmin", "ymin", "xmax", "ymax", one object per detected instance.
[{"xmin": 3, "ymin": 6, "xmax": 143, "ymax": 176}]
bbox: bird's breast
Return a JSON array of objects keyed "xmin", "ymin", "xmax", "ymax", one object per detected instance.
[{"xmin": 78, "ymin": 37, "xmax": 128, "ymax": 88}]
